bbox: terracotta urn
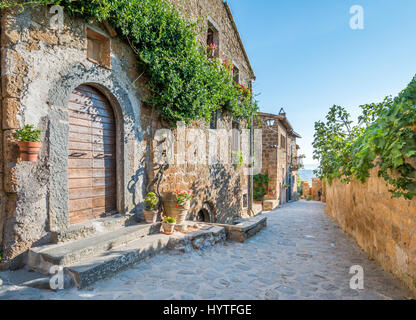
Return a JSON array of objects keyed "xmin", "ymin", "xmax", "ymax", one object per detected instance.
[
  {"xmin": 18, "ymin": 141, "xmax": 42, "ymax": 162},
  {"xmin": 161, "ymin": 192, "xmax": 190, "ymax": 224},
  {"xmin": 143, "ymin": 209, "xmax": 158, "ymax": 224},
  {"xmin": 162, "ymin": 221, "xmax": 176, "ymax": 235}
]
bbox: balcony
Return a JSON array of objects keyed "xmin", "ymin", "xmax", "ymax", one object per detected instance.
[{"xmin": 289, "ymin": 155, "xmax": 304, "ymax": 171}]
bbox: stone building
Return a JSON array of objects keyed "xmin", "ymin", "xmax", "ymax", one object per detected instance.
[
  {"xmin": 254, "ymin": 109, "xmax": 301, "ymax": 211},
  {"xmin": 311, "ymin": 178, "xmax": 323, "ymax": 201},
  {"xmin": 0, "ymin": 0, "xmax": 256, "ymax": 269}
]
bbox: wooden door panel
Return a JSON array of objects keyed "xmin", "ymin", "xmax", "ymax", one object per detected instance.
[
  {"xmin": 68, "ymin": 110, "xmax": 115, "ymax": 125},
  {"xmin": 68, "ymin": 85, "xmax": 117, "ymax": 224}
]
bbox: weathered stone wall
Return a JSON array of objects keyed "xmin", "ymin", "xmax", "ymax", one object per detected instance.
[
  {"xmin": 0, "ymin": 7, "xmax": 147, "ymax": 268},
  {"xmin": 145, "ymin": 0, "xmax": 254, "ymax": 223},
  {"xmin": 326, "ymin": 168, "xmax": 416, "ymax": 294},
  {"xmin": 0, "ymin": 1, "xmax": 254, "ymax": 267},
  {"xmin": 0, "ymin": 9, "xmax": 4, "ymax": 250},
  {"xmin": 311, "ymin": 178, "xmax": 322, "ymax": 201},
  {"xmin": 302, "ymin": 181, "xmax": 311, "ymax": 197}
]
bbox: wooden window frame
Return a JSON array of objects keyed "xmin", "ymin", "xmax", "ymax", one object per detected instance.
[{"xmin": 86, "ymin": 27, "xmax": 111, "ymax": 69}]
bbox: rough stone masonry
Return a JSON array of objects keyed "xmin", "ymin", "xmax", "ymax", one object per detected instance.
[{"xmin": 0, "ymin": 1, "xmax": 256, "ymax": 269}]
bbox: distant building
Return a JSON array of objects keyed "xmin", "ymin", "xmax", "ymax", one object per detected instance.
[{"xmin": 254, "ymin": 109, "xmax": 302, "ymax": 210}]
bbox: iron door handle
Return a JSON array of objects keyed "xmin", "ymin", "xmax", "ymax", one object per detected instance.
[{"xmin": 69, "ymin": 152, "xmax": 87, "ymax": 157}]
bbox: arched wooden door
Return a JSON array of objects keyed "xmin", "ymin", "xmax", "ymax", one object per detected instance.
[{"xmin": 68, "ymin": 85, "xmax": 117, "ymax": 224}]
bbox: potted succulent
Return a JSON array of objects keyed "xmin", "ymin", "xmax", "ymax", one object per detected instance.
[
  {"xmin": 15, "ymin": 125, "xmax": 42, "ymax": 162},
  {"xmin": 143, "ymin": 192, "xmax": 159, "ymax": 223},
  {"xmin": 161, "ymin": 190, "xmax": 193, "ymax": 224},
  {"xmin": 162, "ymin": 217, "xmax": 176, "ymax": 235}
]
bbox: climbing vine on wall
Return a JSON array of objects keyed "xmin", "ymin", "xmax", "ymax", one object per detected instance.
[
  {"xmin": 313, "ymin": 75, "xmax": 416, "ymax": 200},
  {"xmin": 1, "ymin": 0, "xmax": 258, "ymax": 124},
  {"xmin": 253, "ymin": 173, "xmax": 270, "ymax": 201}
]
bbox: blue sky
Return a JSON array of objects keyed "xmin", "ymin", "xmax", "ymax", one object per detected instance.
[{"xmin": 227, "ymin": 0, "xmax": 416, "ymax": 164}]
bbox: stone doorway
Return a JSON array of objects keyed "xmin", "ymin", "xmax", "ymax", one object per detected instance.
[{"xmin": 67, "ymin": 85, "xmax": 117, "ymax": 224}]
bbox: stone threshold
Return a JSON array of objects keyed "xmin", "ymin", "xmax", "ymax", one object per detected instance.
[{"xmin": 51, "ymin": 213, "xmax": 138, "ymax": 244}]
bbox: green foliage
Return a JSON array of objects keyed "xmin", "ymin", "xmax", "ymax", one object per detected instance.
[
  {"xmin": 313, "ymin": 76, "xmax": 416, "ymax": 200},
  {"xmin": 15, "ymin": 125, "xmax": 41, "ymax": 142},
  {"xmin": 0, "ymin": 250, "xmax": 2, "ymax": 263},
  {"xmin": 144, "ymin": 192, "xmax": 158, "ymax": 210},
  {"xmin": 2, "ymin": 0, "xmax": 258, "ymax": 124},
  {"xmin": 253, "ymin": 173, "xmax": 270, "ymax": 201},
  {"xmin": 164, "ymin": 216, "xmax": 176, "ymax": 224},
  {"xmin": 306, "ymin": 195, "xmax": 312, "ymax": 201},
  {"xmin": 231, "ymin": 151, "xmax": 244, "ymax": 170}
]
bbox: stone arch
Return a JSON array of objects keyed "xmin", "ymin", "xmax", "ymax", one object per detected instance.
[
  {"xmin": 47, "ymin": 63, "xmax": 143, "ymax": 231},
  {"xmin": 196, "ymin": 202, "xmax": 216, "ymax": 223}
]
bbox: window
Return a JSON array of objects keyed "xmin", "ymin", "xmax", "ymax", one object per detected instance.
[
  {"xmin": 233, "ymin": 65, "xmax": 240, "ymax": 84},
  {"xmin": 280, "ymin": 134, "xmax": 286, "ymax": 150},
  {"xmin": 207, "ymin": 22, "xmax": 219, "ymax": 58},
  {"xmin": 86, "ymin": 27, "xmax": 111, "ymax": 69}
]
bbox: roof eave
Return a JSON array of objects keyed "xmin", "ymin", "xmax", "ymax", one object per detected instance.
[{"xmin": 223, "ymin": 1, "xmax": 256, "ymax": 81}]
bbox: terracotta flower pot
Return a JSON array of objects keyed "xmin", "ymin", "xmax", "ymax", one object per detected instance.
[
  {"xmin": 161, "ymin": 192, "xmax": 190, "ymax": 224},
  {"xmin": 143, "ymin": 209, "xmax": 158, "ymax": 224},
  {"xmin": 162, "ymin": 222, "xmax": 176, "ymax": 235},
  {"xmin": 18, "ymin": 141, "xmax": 41, "ymax": 162}
]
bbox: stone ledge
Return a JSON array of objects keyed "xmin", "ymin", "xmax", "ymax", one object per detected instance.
[
  {"xmin": 263, "ymin": 199, "xmax": 279, "ymax": 211},
  {"xmin": 201, "ymin": 215, "xmax": 267, "ymax": 243},
  {"xmin": 167, "ymin": 224, "xmax": 226, "ymax": 253}
]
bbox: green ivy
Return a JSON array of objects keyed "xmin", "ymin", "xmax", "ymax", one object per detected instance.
[
  {"xmin": 313, "ymin": 75, "xmax": 416, "ymax": 200},
  {"xmin": 1, "ymin": 0, "xmax": 258, "ymax": 124},
  {"xmin": 253, "ymin": 173, "xmax": 270, "ymax": 201}
]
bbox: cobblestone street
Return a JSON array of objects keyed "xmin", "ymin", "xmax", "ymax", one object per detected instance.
[{"xmin": 0, "ymin": 201, "xmax": 413, "ymax": 300}]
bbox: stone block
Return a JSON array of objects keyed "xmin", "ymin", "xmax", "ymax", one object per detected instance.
[
  {"xmin": 0, "ymin": 28, "xmax": 20, "ymax": 46},
  {"xmin": 1, "ymin": 49, "xmax": 27, "ymax": 76},
  {"xmin": 29, "ymin": 29, "xmax": 58, "ymax": 46},
  {"xmin": 1, "ymin": 75, "xmax": 23, "ymax": 98},
  {"xmin": 2, "ymin": 98, "xmax": 21, "ymax": 129}
]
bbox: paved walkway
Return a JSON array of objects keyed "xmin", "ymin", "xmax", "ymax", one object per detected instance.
[{"xmin": 0, "ymin": 201, "xmax": 413, "ymax": 300}]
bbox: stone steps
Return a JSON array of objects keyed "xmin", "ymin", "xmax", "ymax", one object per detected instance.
[
  {"xmin": 66, "ymin": 233, "xmax": 170, "ymax": 289},
  {"xmin": 26, "ymin": 222, "xmax": 226, "ymax": 289},
  {"xmin": 27, "ymin": 223, "xmax": 161, "ymax": 274}
]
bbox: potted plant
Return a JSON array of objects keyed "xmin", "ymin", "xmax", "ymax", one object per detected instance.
[
  {"xmin": 161, "ymin": 190, "xmax": 193, "ymax": 224},
  {"xmin": 143, "ymin": 192, "xmax": 159, "ymax": 223},
  {"xmin": 15, "ymin": 125, "xmax": 42, "ymax": 162},
  {"xmin": 162, "ymin": 217, "xmax": 176, "ymax": 235}
]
